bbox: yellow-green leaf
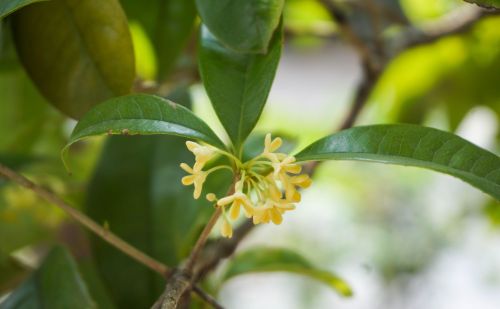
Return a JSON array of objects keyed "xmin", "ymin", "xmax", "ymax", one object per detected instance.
[
  {"xmin": 12, "ymin": 0, "xmax": 135, "ymax": 118},
  {"xmin": 222, "ymin": 247, "xmax": 352, "ymax": 297}
]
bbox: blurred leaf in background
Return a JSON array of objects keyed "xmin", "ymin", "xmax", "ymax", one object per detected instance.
[
  {"xmin": 371, "ymin": 16, "xmax": 500, "ymax": 130},
  {"xmin": 1, "ymin": 246, "xmax": 95, "ymax": 308},
  {"xmin": 220, "ymin": 247, "xmax": 352, "ymax": 297},
  {"xmin": 120, "ymin": 0, "xmax": 197, "ymax": 80},
  {"xmin": 12, "ymin": 0, "xmax": 135, "ymax": 119}
]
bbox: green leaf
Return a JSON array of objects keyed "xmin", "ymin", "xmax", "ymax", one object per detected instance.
[
  {"xmin": 221, "ymin": 247, "xmax": 352, "ymax": 297},
  {"xmin": 372, "ymin": 19, "xmax": 500, "ymax": 130},
  {"xmin": 120, "ymin": 0, "xmax": 196, "ymax": 79},
  {"xmin": 63, "ymin": 93, "xmax": 226, "ymax": 168},
  {"xmin": 0, "ymin": 0, "xmax": 47, "ymax": 19},
  {"xmin": 196, "ymin": 0, "xmax": 284, "ymax": 53},
  {"xmin": 12, "ymin": 0, "xmax": 135, "ymax": 119},
  {"xmin": 2, "ymin": 246, "xmax": 95, "ymax": 309},
  {"xmin": 464, "ymin": 0, "xmax": 500, "ymax": 9},
  {"xmin": 198, "ymin": 25, "xmax": 282, "ymax": 150},
  {"xmin": 295, "ymin": 125, "xmax": 500, "ymax": 200}
]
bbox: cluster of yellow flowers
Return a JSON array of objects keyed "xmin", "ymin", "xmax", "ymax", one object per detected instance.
[{"xmin": 180, "ymin": 134, "xmax": 311, "ymax": 238}]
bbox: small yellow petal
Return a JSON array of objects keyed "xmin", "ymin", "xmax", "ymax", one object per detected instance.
[
  {"xmin": 194, "ymin": 174, "xmax": 207, "ymax": 198},
  {"xmin": 270, "ymin": 208, "xmax": 283, "ymax": 225},
  {"xmin": 193, "ymin": 187, "xmax": 202, "ymax": 199},
  {"xmin": 284, "ymin": 181, "xmax": 296, "ymax": 201},
  {"xmin": 186, "ymin": 141, "xmax": 199, "ymax": 152},
  {"xmin": 276, "ymin": 203, "xmax": 295, "ymax": 211},
  {"xmin": 285, "ymin": 164, "xmax": 302, "ymax": 174},
  {"xmin": 180, "ymin": 163, "xmax": 193, "ymax": 173},
  {"xmin": 291, "ymin": 174, "xmax": 312, "ymax": 188},
  {"xmin": 261, "ymin": 211, "xmax": 271, "ymax": 223},
  {"xmin": 269, "ymin": 184, "xmax": 282, "ymax": 200},
  {"xmin": 269, "ymin": 137, "xmax": 282, "ymax": 152},
  {"xmin": 291, "ymin": 191, "xmax": 301, "ymax": 202},
  {"xmin": 242, "ymin": 202, "xmax": 254, "ymax": 218},
  {"xmin": 221, "ymin": 219, "xmax": 233, "ymax": 238},
  {"xmin": 229, "ymin": 201, "xmax": 241, "ymax": 220},
  {"xmin": 264, "ymin": 133, "xmax": 272, "ymax": 150},
  {"xmin": 217, "ymin": 195, "xmax": 236, "ymax": 206},
  {"xmin": 193, "ymin": 161, "xmax": 205, "ymax": 172},
  {"xmin": 182, "ymin": 175, "xmax": 195, "ymax": 185},
  {"xmin": 252, "ymin": 215, "xmax": 261, "ymax": 224}
]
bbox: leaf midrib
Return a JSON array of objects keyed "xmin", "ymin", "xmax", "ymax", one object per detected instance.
[
  {"xmin": 61, "ymin": 0, "xmax": 114, "ymax": 96},
  {"xmin": 75, "ymin": 118, "xmax": 208, "ymax": 138},
  {"xmin": 298, "ymin": 151, "xmax": 499, "ymax": 186}
]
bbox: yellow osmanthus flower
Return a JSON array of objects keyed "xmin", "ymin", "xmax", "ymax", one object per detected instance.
[
  {"xmin": 180, "ymin": 163, "xmax": 207, "ymax": 199},
  {"xmin": 217, "ymin": 178, "xmax": 254, "ymax": 220},
  {"xmin": 180, "ymin": 133, "xmax": 312, "ymax": 238},
  {"xmin": 186, "ymin": 141, "xmax": 216, "ymax": 171}
]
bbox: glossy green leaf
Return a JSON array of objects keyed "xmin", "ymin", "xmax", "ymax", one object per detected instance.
[
  {"xmin": 1, "ymin": 246, "xmax": 95, "ymax": 309},
  {"xmin": 84, "ymin": 90, "xmax": 232, "ymax": 308},
  {"xmin": 12, "ymin": 0, "xmax": 135, "ymax": 119},
  {"xmin": 120, "ymin": 0, "xmax": 196, "ymax": 79},
  {"xmin": 222, "ymin": 247, "xmax": 352, "ymax": 297},
  {"xmin": 63, "ymin": 93, "xmax": 226, "ymax": 168},
  {"xmin": 0, "ymin": 0, "xmax": 47, "ymax": 19},
  {"xmin": 196, "ymin": 0, "xmax": 284, "ymax": 53},
  {"xmin": 464, "ymin": 0, "xmax": 500, "ymax": 9},
  {"xmin": 295, "ymin": 125, "xmax": 500, "ymax": 200},
  {"xmin": 199, "ymin": 25, "xmax": 282, "ymax": 150}
]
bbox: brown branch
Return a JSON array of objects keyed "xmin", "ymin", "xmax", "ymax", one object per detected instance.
[
  {"xmin": 338, "ymin": 60, "xmax": 382, "ymax": 130},
  {"xmin": 194, "ymin": 219, "xmax": 255, "ymax": 281},
  {"xmin": 0, "ymin": 163, "xmax": 170, "ymax": 277},
  {"xmin": 192, "ymin": 286, "xmax": 224, "ymax": 309},
  {"xmin": 318, "ymin": 0, "xmax": 375, "ymax": 67},
  {"xmin": 392, "ymin": 7, "xmax": 500, "ymax": 55},
  {"xmin": 154, "ymin": 179, "xmax": 238, "ymax": 308},
  {"xmin": 152, "ymin": 269, "xmax": 191, "ymax": 309}
]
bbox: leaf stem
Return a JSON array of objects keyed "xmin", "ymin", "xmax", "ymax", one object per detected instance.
[{"xmin": 0, "ymin": 163, "xmax": 170, "ymax": 277}]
